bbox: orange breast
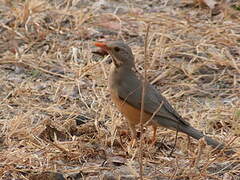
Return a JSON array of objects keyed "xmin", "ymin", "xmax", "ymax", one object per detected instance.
[
  {"xmin": 110, "ymin": 88, "xmax": 152, "ymax": 126},
  {"xmin": 109, "ymin": 64, "xmax": 154, "ymax": 127}
]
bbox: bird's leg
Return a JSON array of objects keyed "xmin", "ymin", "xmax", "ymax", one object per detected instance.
[
  {"xmin": 168, "ymin": 130, "xmax": 178, "ymax": 157},
  {"xmin": 149, "ymin": 125, "xmax": 157, "ymax": 145},
  {"xmin": 129, "ymin": 124, "xmax": 137, "ymax": 148}
]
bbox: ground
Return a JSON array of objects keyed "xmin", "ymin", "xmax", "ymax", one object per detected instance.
[{"xmin": 0, "ymin": 0, "xmax": 240, "ymax": 179}]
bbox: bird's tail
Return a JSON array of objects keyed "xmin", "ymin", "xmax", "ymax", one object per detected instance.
[
  {"xmin": 155, "ymin": 117, "xmax": 235, "ymax": 154},
  {"xmin": 179, "ymin": 125, "xmax": 224, "ymax": 150}
]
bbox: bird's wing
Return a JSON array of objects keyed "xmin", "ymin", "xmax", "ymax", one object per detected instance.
[{"xmin": 117, "ymin": 70, "xmax": 190, "ymax": 126}]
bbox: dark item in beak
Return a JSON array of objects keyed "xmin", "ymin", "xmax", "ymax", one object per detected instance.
[
  {"xmin": 93, "ymin": 42, "xmax": 112, "ymax": 64},
  {"xmin": 92, "ymin": 42, "xmax": 112, "ymax": 64},
  {"xmin": 91, "ymin": 47, "xmax": 108, "ymax": 57}
]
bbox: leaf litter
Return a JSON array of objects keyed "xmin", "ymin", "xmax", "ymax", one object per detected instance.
[{"xmin": 0, "ymin": 0, "xmax": 239, "ymax": 179}]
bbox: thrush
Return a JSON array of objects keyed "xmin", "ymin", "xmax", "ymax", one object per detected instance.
[{"xmin": 94, "ymin": 41, "xmax": 234, "ymax": 154}]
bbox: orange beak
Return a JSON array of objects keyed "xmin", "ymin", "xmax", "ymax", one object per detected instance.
[{"xmin": 94, "ymin": 42, "xmax": 109, "ymax": 51}]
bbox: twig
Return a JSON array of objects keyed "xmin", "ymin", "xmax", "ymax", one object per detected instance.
[{"xmin": 139, "ymin": 23, "xmax": 150, "ymax": 180}]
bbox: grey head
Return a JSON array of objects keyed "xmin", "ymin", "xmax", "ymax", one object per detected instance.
[{"xmin": 95, "ymin": 41, "xmax": 135, "ymax": 68}]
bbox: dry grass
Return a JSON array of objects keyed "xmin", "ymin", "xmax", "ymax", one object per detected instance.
[{"xmin": 0, "ymin": 0, "xmax": 239, "ymax": 179}]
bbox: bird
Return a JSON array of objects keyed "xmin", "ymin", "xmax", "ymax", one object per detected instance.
[{"xmin": 94, "ymin": 40, "xmax": 234, "ymax": 154}]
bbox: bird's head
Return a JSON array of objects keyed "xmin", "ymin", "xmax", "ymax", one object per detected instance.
[{"xmin": 94, "ymin": 41, "xmax": 135, "ymax": 68}]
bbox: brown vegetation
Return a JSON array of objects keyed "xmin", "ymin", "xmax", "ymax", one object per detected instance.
[{"xmin": 0, "ymin": 0, "xmax": 239, "ymax": 179}]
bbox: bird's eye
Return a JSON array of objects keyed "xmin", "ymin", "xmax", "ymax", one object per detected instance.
[{"xmin": 114, "ymin": 47, "xmax": 120, "ymax": 52}]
